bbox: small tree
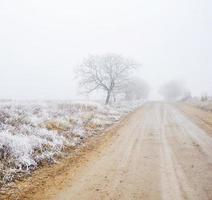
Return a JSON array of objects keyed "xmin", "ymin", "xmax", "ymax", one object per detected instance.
[
  {"xmin": 201, "ymin": 93, "xmax": 208, "ymax": 101},
  {"xmin": 77, "ymin": 54, "xmax": 140, "ymax": 104}
]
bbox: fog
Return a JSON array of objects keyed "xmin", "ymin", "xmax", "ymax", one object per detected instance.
[{"xmin": 0, "ymin": 0, "xmax": 211, "ymax": 100}]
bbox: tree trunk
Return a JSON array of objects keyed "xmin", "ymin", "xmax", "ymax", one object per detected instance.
[{"xmin": 105, "ymin": 90, "xmax": 111, "ymax": 105}]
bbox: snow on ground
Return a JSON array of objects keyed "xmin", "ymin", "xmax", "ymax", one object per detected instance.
[{"xmin": 0, "ymin": 100, "xmax": 144, "ymax": 186}]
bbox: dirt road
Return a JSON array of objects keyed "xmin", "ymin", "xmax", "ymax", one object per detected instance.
[
  {"xmin": 3, "ymin": 102, "xmax": 212, "ymax": 200},
  {"xmin": 48, "ymin": 103, "xmax": 211, "ymax": 200}
]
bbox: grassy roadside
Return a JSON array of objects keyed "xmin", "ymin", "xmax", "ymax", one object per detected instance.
[{"xmin": 0, "ymin": 107, "xmax": 143, "ymax": 200}]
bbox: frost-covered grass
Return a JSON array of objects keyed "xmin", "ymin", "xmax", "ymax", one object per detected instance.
[
  {"xmin": 185, "ymin": 98, "xmax": 212, "ymax": 112},
  {"xmin": 0, "ymin": 100, "xmax": 144, "ymax": 186}
]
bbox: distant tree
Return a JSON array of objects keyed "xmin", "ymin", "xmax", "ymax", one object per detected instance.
[
  {"xmin": 159, "ymin": 80, "xmax": 190, "ymax": 101},
  {"xmin": 77, "ymin": 54, "xmax": 140, "ymax": 104},
  {"xmin": 201, "ymin": 93, "xmax": 208, "ymax": 101},
  {"xmin": 124, "ymin": 78, "xmax": 150, "ymax": 101}
]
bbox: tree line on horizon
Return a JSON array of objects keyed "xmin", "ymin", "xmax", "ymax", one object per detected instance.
[{"xmin": 76, "ymin": 53, "xmax": 200, "ymax": 104}]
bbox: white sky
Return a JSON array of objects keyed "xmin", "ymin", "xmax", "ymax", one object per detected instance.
[{"xmin": 0, "ymin": 0, "xmax": 211, "ymax": 100}]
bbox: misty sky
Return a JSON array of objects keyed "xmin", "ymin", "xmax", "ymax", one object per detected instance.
[{"xmin": 0, "ymin": 0, "xmax": 211, "ymax": 100}]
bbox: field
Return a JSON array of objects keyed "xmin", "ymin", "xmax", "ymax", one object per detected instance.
[{"xmin": 185, "ymin": 98, "xmax": 212, "ymax": 112}]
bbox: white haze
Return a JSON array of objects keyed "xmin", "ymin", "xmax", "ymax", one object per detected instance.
[{"xmin": 0, "ymin": 0, "xmax": 211, "ymax": 100}]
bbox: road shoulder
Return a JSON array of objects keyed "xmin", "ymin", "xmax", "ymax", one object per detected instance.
[{"xmin": 176, "ymin": 103, "xmax": 212, "ymax": 136}]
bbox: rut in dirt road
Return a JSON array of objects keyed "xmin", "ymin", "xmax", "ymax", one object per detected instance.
[{"xmin": 50, "ymin": 103, "xmax": 212, "ymax": 200}]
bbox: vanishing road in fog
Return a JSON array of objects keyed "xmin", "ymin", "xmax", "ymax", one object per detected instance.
[
  {"xmin": 51, "ymin": 103, "xmax": 212, "ymax": 200},
  {"xmin": 8, "ymin": 103, "xmax": 212, "ymax": 200}
]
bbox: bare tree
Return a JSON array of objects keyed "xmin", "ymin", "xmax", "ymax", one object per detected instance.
[
  {"xmin": 201, "ymin": 93, "xmax": 208, "ymax": 101},
  {"xmin": 124, "ymin": 78, "xmax": 150, "ymax": 101},
  {"xmin": 77, "ymin": 54, "xmax": 140, "ymax": 104},
  {"xmin": 159, "ymin": 80, "xmax": 190, "ymax": 101}
]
